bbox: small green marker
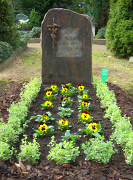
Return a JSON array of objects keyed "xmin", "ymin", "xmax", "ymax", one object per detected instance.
[{"xmin": 101, "ymin": 68, "xmax": 109, "ymax": 83}]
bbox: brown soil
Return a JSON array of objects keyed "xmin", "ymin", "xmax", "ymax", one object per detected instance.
[{"xmin": 0, "ymin": 44, "xmax": 133, "ymax": 180}]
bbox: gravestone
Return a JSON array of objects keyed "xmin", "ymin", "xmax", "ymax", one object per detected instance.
[
  {"xmin": 41, "ymin": 8, "xmax": 92, "ymax": 84},
  {"xmin": 16, "ymin": 13, "xmax": 29, "ymax": 25}
]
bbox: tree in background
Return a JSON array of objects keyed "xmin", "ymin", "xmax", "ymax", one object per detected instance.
[
  {"xmin": 12, "ymin": 0, "xmax": 73, "ymax": 23},
  {"xmin": 71, "ymin": 0, "xmax": 109, "ymax": 30},
  {"xmin": 29, "ymin": 9, "xmax": 40, "ymax": 29},
  {"xmin": 105, "ymin": 0, "xmax": 133, "ymax": 58},
  {"xmin": 12, "ymin": 0, "xmax": 109, "ymax": 30},
  {"xmin": 0, "ymin": 0, "xmax": 21, "ymax": 50}
]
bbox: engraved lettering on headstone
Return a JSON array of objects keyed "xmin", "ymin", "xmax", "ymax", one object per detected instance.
[{"xmin": 56, "ymin": 28, "xmax": 82, "ymax": 57}]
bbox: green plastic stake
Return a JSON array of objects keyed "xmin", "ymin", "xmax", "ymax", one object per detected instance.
[{"xmin": 101, "ymin": 68, "xmax": 109, "ymax": 83}]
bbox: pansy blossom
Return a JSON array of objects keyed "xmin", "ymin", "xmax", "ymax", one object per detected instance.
[
  {"xmin": 81, "ymin": 110, "xmax": 90, "ymax": 120},
  {"xmin": 45, "ymin": 101, "xmax": 52, "ymax": 107},
  {"xmin": 82, "ymin": 100, "xmax": 89, "ymax": 107},
  {"xmin": 51, "ymin": 85, "xmax": 57, "ymax": 90},
  {"xmin": 61, "ymin": 97, "xmax": 68, "ymax": 102},
  {"xmin": 59, "ymin": 119, "xmax": 69, "ymax": 126},
  {"xmin": 38, "ymin": 123, "xmax": 48, "ymax": 133},
  {"xmin": 45, "ymin": 89, "xmax": 53, "ymax": 97},
  {"xmin": 78, "ymin": 84, "xmax": 84, "ymax": 91}
]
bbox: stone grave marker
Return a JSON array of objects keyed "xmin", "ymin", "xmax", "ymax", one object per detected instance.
[
  {"xmin": 41, "ymin": 8, "xmax": 92, "ymax": 84},
  {"xmin": 16, "ymin": 13, "xmax": 29, "ymax": 28}
]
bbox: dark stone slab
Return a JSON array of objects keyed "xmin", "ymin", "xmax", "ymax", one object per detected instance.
[{"xmin": 41, "ymin": 8, "xmax": 92, "ymax": 84}]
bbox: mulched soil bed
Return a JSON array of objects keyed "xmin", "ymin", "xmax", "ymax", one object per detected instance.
[{"xmin": 0, "ymin": 82, "xmax": 133, "ymax": 180}]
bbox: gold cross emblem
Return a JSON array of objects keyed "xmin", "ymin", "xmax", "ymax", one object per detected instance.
[{"xmin": 47, "ymin": 18, "xmax": 61, "ymax": 49}]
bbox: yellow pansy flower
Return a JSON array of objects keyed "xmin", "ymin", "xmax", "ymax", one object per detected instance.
[
  {"xmin": 88, "ymin": 123, "xmax": 98, "ymax": 133},
  {"xmin": 81, "ymin": 113, "xmax": 90, "ymax": 120},
  {"xmin": 38, "ymin": 123, "xmax": 48, "ymax": 133},
  {"xmin": 62, "ymin": 97, "xmax": 67, "ymax": 102},
  {"xmin": 59, "ymin": 119, "xmax": 69, "ymax": 126},
  {"xmin": 83, "ymin": 94, "xmax": 88, "ymax": 99},
  {"xmin": 62, "ymin": 87, "xmax": 68, "ymax": 92},
  {"xmin": 45, "ymin": 101, "xmax": 52, "ymax": 107},
  {"xmin": 51, "ymin": 85, "xmax": 57, "ymax": 90},
  {"xmin": 78, "ymin": 85, "xmax": 84, "ymax": 91},
  {"xmin": 82, "ymin": 101, "xmax": 88, "ymax": 107},
  {"xmin": 46, "ymin": 91, "xmax": 52, "ymax": 97},
  {"xmin": 42, "ymin": 113, "xmax": 48, "ymax": 120}
]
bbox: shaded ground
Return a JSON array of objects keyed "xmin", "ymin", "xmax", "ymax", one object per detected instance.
[{"xmin": 0, "ymin": 82, "xmax": 133, "ymax": 180}]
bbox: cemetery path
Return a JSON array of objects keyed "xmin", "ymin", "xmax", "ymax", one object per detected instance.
[{"xmin": 0, "ymin": 43, "xmax": 133, "ymax": 179}]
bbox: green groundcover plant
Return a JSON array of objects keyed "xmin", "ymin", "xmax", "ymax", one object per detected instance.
[
  {"xmin": 44, "ymin": 88, "xmax": 57, "ymax": 101},
  {"xmin": 79, "ymin": 120, "xmax": 102, "ymax": 138},
  {"xmin": 93, "ymin": 78, "xmax": 133, "ymax": 165},
  {"xmin": 82, "ymin": 135, "xmax": 117, "ymax": 164},
  {"xmin": 18, "ymin": 135, "xmax": 41, "ymax": 163},
  {"xmin": 57, "ymin": 118, "xmax": 72, "ymax": 131},
  {"xmin": 77, "ymin": 84, "xmax": 89, "ymax": 95},
  {"xmin": 59, "ymin": 130, "xmax": 81, "ymax": 145},
  {"xmin": 61, "ymin": 96, "xmax": 73, "ymax": 106},
  {"xmin": 78, "ymin": 99, "xmax": 90, "ymax": 112},
  {"xmin": 58, "ymin": 107, "xmax": 74, "ymax": 117},
  {"xmin": 47, "ymin": 136, "xmax": 80, "ymax": 165},
  {"xmin": 0, "ymin": 78, "xmax": 41, "ymax": 161},
  {"xmin": 41, "ymin": 101, "xmax": 54, "ymax": 109},
  {"xmin": 78, "ymin": 110, "xmax": 93, "ymax": 124},
  {"xmin": 0, "ymin": 141, "xmax": 14, "ymax": 161},
  {"xmin": 45, "ymin": 85, "xmax": 58, "ymax": 94},
  {"xmin": 33, "ymin": 123, "xmax": 54, "ymax": 137},
  {"xmin": 34, "ymin": 112, "xmax": 55, "ymax": 124},
  {"xmin": 61, "ymin": 83, "xmax": 75, "ymax": 97}
]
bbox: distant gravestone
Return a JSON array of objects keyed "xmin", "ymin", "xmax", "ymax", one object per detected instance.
[
  {"xmin": 129, "ymin": 56, "xmax": 133, "ymax": 62},
  {"xmin": 16, "ymin": 13, "xmax": 29, "ymax": 25},
  {"xmin": 41, "ymin": 8, "xmax": 92, "ymax": 84}
]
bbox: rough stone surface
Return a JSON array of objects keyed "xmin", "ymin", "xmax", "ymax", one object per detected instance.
[{"xmin": 41, "ymin": 8, "xmax": 92, "ymax": 84}]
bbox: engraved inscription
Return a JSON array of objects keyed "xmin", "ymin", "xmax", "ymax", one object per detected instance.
[{"xmin": 56, "ymin": 28, "xmax": 82, "ymax": 57}]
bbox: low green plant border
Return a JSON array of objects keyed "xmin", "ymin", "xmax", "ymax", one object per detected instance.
[
  {"xmin": 93, "ymin": 77, "xmax": 133, "ymax": 165},
  {"xmin": 0, "ymin": 78, "xmax": 41, "ymax": 161}
]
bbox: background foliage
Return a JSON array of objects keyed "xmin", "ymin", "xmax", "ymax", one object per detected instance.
[
  {"xmin": 105, "ymin": 0, "xmax": 133, "ymax": 58},
  {"xmin": 0, "ymin": 0, "xmax": 21, "ymax": 50}
]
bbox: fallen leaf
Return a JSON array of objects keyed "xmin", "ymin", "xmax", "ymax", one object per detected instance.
[{"xmin": 15, "ymin": 158, "xmax": 25, "ymax": 171}]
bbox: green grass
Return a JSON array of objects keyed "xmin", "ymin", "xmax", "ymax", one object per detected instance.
[{"xmin": 92, "ymin": 52, "xmax": 133, "ymax": 96}]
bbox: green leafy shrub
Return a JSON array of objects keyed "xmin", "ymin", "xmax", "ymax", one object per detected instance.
[
  {"xmin": 110, "ymin": 116, "xmax": 132, "ymax": 148},
  {"xmin": 0, "ymin": 0, "xmax": 21, "ymax": 50},
  {"xmin": 105, "ymin": 0, "xmax": 133, "ymax": 58},
  {"xmin": 20, "ymin": 78, "xmax": 41, "ymax": 108},
  {"xmin": 0, "ymin": 141, "xmax": 13, "ymax": 161},
  {"xmin": 96, "ymin": 27, "xmax": 106, "ymax": 39},
  {"xmin": 19, "ymin": 31, "xmax": 32, "ymax": 39},
  {"xmin": 18, "ymin": 135, "xmax": 40, "ymax": 163},
  {"xmin": 0, "ymin": 122, "xmax": 22, "ymax": 145},
  {"xmin": 124, "ymin": 132, "xmax": 133, "ymax": 165},
  {"xmin": 31, "ymin": 27, "xmax": 41, "ymax": 38},
  {"xmin": 29, "ymin": 9, "xmax": 40, "ymax": 29},
  {"xmin": 82, "ymin": 135, "xmax": 116, "ymax": 164},
  {"xmin": 8, "ymin": 101, "xmax": 28, "ymax": 124},
  {"xmin": 19, "ymin": 38, "xmax": 27, "ymax": 47},
  {"xmin": 47, "ymin": 136, "xmax": 80, "ymax": 165},
  {"xmin": 0, "ymin": 42, "xmax": 13, "ymax": 63}
]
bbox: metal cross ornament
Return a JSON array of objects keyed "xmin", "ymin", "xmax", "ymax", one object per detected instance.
[{"xmin": 47, "ymin": 18, "xmax": 61, "ymax": 49}]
